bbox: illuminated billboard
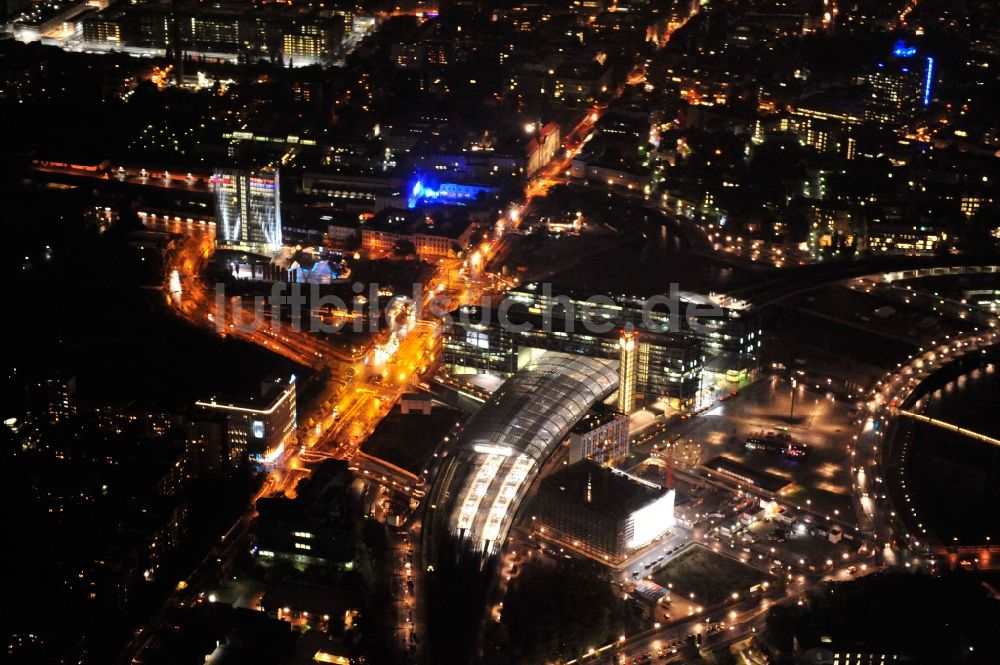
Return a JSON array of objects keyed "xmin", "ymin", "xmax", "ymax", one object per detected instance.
[{"xmin": 627, "ymin": 488, "xmax": 675, "ymax": 549}]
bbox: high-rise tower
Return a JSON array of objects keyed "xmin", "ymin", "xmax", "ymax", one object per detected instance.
[
  {"xmin": 865, "ymin": 40, "xmax": 934, "ymax": 128},
  {"xmin": 618, "ymin": 329, "xmax": 638, "ymax": 414},
  {"xmin": 212, "ymin": 168, "xmax": 283, "ymax": 256}
]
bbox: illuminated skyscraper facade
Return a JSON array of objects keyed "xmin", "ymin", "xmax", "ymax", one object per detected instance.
[
  {"xmin": 618, "ymin": 330, "xmax": 638, "ymax": 413},
  {"xmin": 865, "ymin": 40, "xmax": 934, "ymax": 128},
  {"xmin": 213, "ymin": 168, "xmax": 283, "ymax": 255}
]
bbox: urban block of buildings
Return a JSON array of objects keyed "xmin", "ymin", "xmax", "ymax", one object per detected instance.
[{"xmin": 195, "ymin": 375, "xmax": 297, "ymax": 465}]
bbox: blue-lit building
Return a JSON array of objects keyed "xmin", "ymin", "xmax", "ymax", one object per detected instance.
[
  {"xmin": 865, "ymin": 40, "xmax": 934, "ymax": 127},
  {"xmin": 406, "ymin": 177, "xmax": 498, "ymax": 209}
]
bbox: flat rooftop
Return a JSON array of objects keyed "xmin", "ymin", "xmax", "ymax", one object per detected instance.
[
  {"xmin": 538, "ymin": 460, "xmax": 666, "ymax": 519},
  {"xmin": 452, "ymin": 304, "xmax": 700, "ymax": 350},
  {"xmin": 195, "ymin": 377, "xmax": 295, "ymax": 414},
  {"xmin": 361, "ymin": 404, "xmax": 462, "ymax": 476},
  {"xmin": 366, "ymin": 207, "xmax": 474, "ymax": 239},
  {"xmin": 571, "ymin": 401, "xmax": 623, "ymax": 436}
]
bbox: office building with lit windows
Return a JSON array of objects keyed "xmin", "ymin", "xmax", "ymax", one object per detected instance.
[
  {"xmin": 213, "ymin": 168, "xmax": 283, "ymax": 256},
  {"xmin": 254, "ymin": 460, "xmax": 356, "ymax": 570},
  {"xmin": 24, "ymin": 372, "xmax": 76, "ymax": 426},
  {"xmin": 568, "ymin": 403, "xmax": 629, "ymax": 465},
  {"xmin": 195, "ymin": 376, "xmax": 296, "ymax": 465},
  {"xmin": 442, "ymin": 283, "xmax": 760, "ymax": 409},
  {"xmin": 281, "ymin": 16, "xmax": 344, "ymax": 65},
  {"xmin": 442, "ymin": 305, "xmax": 703, "ymax": 408},
  {"xmin": 360, "ymin": 207, "xmax": 477, "ymax": 259},
  {"xmin": 865, "ymin": 39, "xmax": 934, "ymax": 127},
  {"xmin": 77, "ymin": 3, "xmax": 346, "ymax": 64},
  {"xmin": 81, "ymin": 9, "xmax": 125, "ymax": 45},
  {"xmin": 793, "ymin": 632, "xmax": 902, "ymax": 665},
  {"xmin": 503, "ymin": 284, "xmax": 761, "ymax": 381},
  {"xmin": 618, "ymin": 330, "xmax": 639, "ymax": 413}
]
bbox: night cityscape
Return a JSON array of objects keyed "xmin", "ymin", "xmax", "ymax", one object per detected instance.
[{"xmin": 3, "ymin": 0, "xmax": 1000, "ymax": 664}]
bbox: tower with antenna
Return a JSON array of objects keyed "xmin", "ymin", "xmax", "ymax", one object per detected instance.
[{"xmin": 166, "ymin": 0, "xmax": 185, "ymax": 85}]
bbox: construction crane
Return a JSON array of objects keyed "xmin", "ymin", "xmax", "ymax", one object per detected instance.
[{"xmin": 665, "ymin": 439, "xmax": 675, "ymax": 490}]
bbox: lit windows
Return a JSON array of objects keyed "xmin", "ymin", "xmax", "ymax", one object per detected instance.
[{"xmin": 466, "ymin": 330, "xmax": 490, "ymax": 349}]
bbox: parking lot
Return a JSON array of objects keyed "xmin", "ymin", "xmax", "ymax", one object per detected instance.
[{"xmin": 633, "ymin": 376, "xmax": 860, "ymax": 527}]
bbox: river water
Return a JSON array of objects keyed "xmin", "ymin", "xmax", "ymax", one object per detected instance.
[{"xmin": 901, "ymin": 359, "xmax": 1000, "ymax": 545}]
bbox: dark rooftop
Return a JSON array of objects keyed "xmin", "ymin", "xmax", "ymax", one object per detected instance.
[
  {"xmin": 537, "ymin": 459, "xmax": 667, "ymax": 518},
  {"xmin": 365, "ymin": 207, "xmax": 476, "ymax": 240},
  {"xmin": 361, "ymin": 404, "xmax": 463, "ymax": 475},
  {"xmin": 571, "ymin": 401, "xmax": 623, "ymax": 436},
  {"xmin": 259, "ymin": 581, "xmax": 359, "ymax": 619}
]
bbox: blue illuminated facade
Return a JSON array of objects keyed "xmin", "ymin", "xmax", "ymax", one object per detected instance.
[
  {"xmin": 406, "ymin": 177, "xmax": 499, "ymax": 209},
  {"xmin": 923, "ymin": 56, "xmax": 934, "ymax": 107},
  {"xmin": 891, "ymin": 39, "xmax": 917, "ymax": 58},
  {"xmin": 866, "ymin": 41, "xmax": 934, "ymax": 126}
]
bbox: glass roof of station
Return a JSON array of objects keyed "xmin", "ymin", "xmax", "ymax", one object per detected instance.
[
  {"xmin": 443, "ymin": 353, "xmax": 619, "ymax": 553},
  {"xmin": 458, "ymin": 353, "xmax": 619, "ymax": 461}
]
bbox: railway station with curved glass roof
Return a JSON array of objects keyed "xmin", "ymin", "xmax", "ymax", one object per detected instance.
[{"xmin": 430, "ymin": 353, "xmax": 619, "ymax": 555}]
